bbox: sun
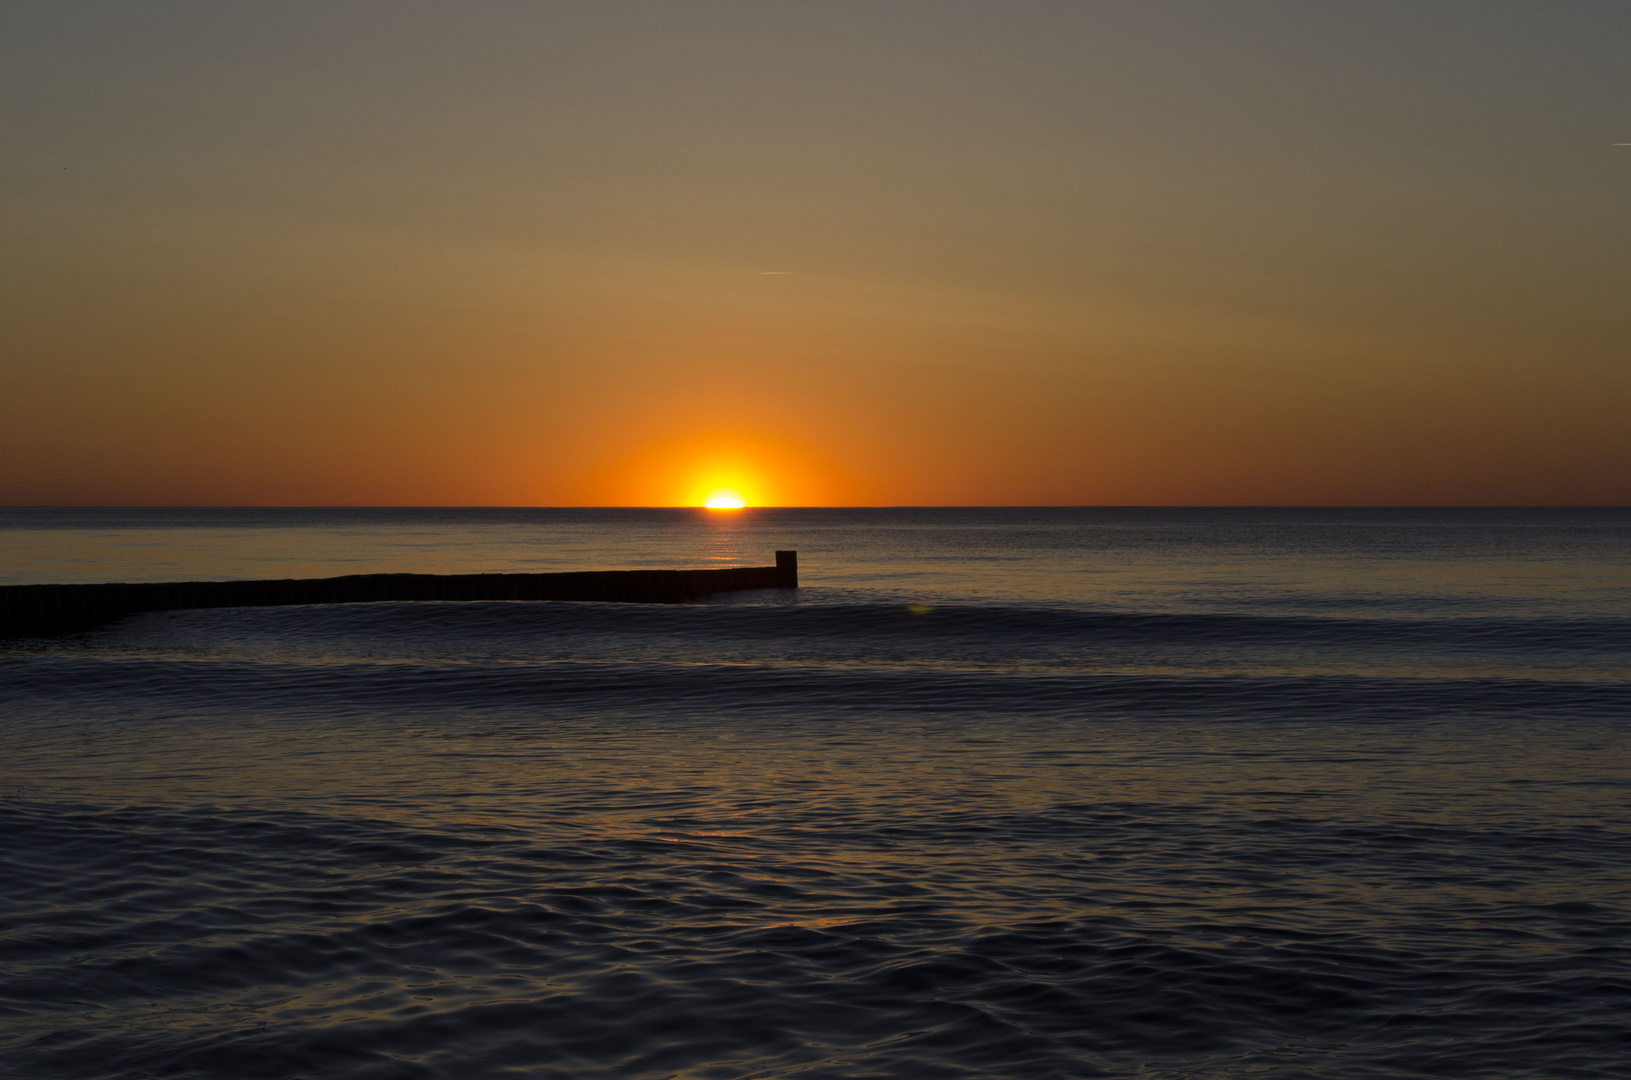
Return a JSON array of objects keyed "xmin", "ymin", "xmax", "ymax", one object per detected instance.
[{"xmin": 703, "ymin": 488, "xmax": 746, "ymax": 510}]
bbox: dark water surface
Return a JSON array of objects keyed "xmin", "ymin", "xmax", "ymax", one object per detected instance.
[{"xmin": 3, "ymin": 509, "xmax": 1629, "ymax": 1079}]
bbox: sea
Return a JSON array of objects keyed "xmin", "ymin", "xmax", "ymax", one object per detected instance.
[{"xmin": 2, "ymin": 507, "xmax": 1628, "ymax": 1080}]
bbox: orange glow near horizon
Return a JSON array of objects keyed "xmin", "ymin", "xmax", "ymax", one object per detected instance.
[
  {"xmin": 703, "ymin": 488, "xmax": 746, "ymax": 509},
  {"xmin": 565, "ymin": 430, "xmax": 863, "ymax": 507}
]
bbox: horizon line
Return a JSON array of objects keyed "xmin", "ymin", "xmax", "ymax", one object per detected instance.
[{"xmin": 4, "ymin": 504, "xmax": 1628, "ymax": 512}]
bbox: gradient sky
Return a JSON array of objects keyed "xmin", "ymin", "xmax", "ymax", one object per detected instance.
[{"xmin": 2, "ymin": 1, "xmax": 1627, "ymax": 506}]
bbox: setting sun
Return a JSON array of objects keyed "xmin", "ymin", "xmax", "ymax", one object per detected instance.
[{"xmin": 703, "ymin": 489, "xmax": 746, "ymax": 510}]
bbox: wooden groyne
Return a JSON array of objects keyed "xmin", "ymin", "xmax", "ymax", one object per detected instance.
[{"xmin": 0, "ymin": 550, "xmax": 798, "ymax": 639}]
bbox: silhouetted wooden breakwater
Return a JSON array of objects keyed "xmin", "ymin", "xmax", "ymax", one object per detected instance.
[{"xmin": 0, "ymin": 550, "xmax": 798, "ymax": 639}]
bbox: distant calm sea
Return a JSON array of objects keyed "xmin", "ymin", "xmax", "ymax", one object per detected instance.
[{"xmin": 3, "ymin": 508, "xmax": 1629, "ymax": 1080}]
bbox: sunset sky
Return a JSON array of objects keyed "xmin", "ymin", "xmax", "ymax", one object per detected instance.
[{"xmin": 2, "ymin": 1, "xmax": 1627, "ymax": 506}]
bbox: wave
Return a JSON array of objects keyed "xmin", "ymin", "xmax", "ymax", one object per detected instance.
[
  {"xmin": 10, "ymin": 598, "xmax": 1623, "ymax": 665},
  {"xmin": 5, "ymin": 651, "xmax": 1626, "ymax": 723},
  {"xmin": 110, "ymin": 597, "xmax": 1631, "ymax": 645}
]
